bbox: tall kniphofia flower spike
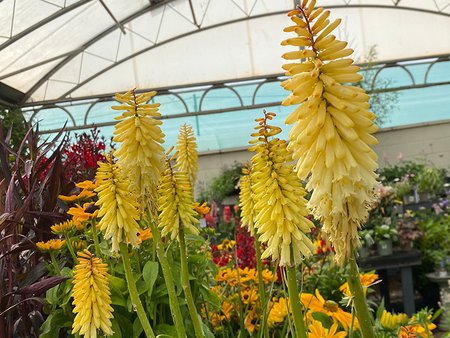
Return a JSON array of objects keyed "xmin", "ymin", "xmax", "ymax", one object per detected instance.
[
  {"xmin": 175, "ymin": 123, "xmax": 198, "ymax": 186},
  {"xmin": 281, "ymin": 0, "xmax": 379, "ymax": 265},
  {"xmin": 158, "ymin": 149, "xmax": 199, "ymax": 240},
  {"xmin": 72, "ymin": 250, "xmax": 113, "ymax": 338},
  {"xmin": 95, "ymin": 153, "xmax": 141, "ymax": 252},
  {"xmin": 239, "ymin": 163, "xmax": 257, "ymax": 236},
  {"xmin": 249, "ymin": 111, "xmax": 315, "ymax": 267},
  {"xmin": 112, "ymin": 89, "xmax": 165, "ymax": 219}
]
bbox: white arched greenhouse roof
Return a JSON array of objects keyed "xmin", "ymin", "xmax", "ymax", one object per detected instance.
[{"xmin": 0, "ymin": 0, "xmax": 449, "ymax": 107}]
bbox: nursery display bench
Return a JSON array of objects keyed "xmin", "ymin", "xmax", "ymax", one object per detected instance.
[{"xmin": 359, "ymin": 250, "xmax": 422, "ymax": 315}]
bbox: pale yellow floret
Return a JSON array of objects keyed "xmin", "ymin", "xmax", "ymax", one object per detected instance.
[
  {"xmin": 239, "ymin": 165, "xmax": 257, "ymax": 236},
  {"xmin": 72, "ymin": 250, "xmax": 113, "ymax": 338},
  {"xmin": 248, "ymin": 112, "xmax": 314, "ymax": 266},
  {"xmin": 175, "ymin": 124, "xmax": 198, "ymax": 186},
  {"xmin": 95, "ymin": 154, "xmax": 141, "ymax": 252},
  {"xmin": 112, "ymin": 90, "xmax": 165, "ymax": 219},
  {"xmin": 281, "ymin": 2, "xmax": 379, "ymax": 264}
]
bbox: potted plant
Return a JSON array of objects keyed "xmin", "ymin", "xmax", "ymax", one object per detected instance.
[
  {"xmin": 397, "ymin": 212, "xmax": 423, "ymax": 251},
  {"xmin": 358, "ymin": 229, "xmax": 375, "ymax": 258},
  {"xmin": 374, "ymin": 224, "xmax": 398, "ymax": 256},
  {"xmin": 416, "ymin": 167, "xmax": 445, "ymax": 201}
]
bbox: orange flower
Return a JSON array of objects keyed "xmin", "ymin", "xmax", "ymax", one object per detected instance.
[
  {"xmin": 261, "ymin": 269, "xmax": 277, "ymax": 284},
  {"xmin": 58, "ymin": 189, "xmax": 96, "ymax": 203},
  {"xmin": 75, "ymin": 180, "xmax": 99, "ymax": 191},
  {"xmin": 137, "ymin": 228, "xmax": 153, "ymax": 245},
  {"xmin": 194, "ymin": 202, "xmax": 210, "ymax": 217},
  {"xmin": 68, "ymin": 202, "xmax": 98, "ymax": 226},
  {"xmin": 339, "ymin": 273, "xmax": 379, "ymax": 296}
]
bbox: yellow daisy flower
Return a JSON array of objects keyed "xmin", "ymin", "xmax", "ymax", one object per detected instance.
[
  {"xmin": 339, "ymin": 272, "xmax": 379, "ymax": 296},
  {"xmin": 50, "ymin": 220, "xmax": 77, "ymax": 234},
  {"xmin": 301, "ymin": 290, "xmax": 357, "ymax": 331},
  {"xmin": 36, "ymin": 239, "xmax": 65, "ymax": 252},
  {"xmin": 268, "ymin": 297, "xmax": 289, "ymax": 328},
  {"xmin": 308, "ymin": 320, "xmax": 347, "ymax": 338}
]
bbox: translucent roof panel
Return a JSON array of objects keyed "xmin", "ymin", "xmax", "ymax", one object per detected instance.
[
  {"xmin": 25, "ymin": 58, "xmax": 450, "ymax": 154},
  {"xmin": 1, "ymin": 0, "xmax": 450, "ymax": 106}
]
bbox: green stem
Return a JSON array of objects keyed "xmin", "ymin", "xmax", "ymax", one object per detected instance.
[
  {"xmin": 178, "ymin": 225, "xmax": 204, "ymax": 338},
  {"xmin": 119, "ymin": 242, "xmax": 155, "ymax": 338},
  {"xmin": 49, "ymin": 251, "xmax": 60, "ymax": 275},
  {"xmin": 347, "ymin": 255, "xmax": 375, "ymax": 338},
  {"xmin": 254, "ymin": 239, "xmax": 269, "ymax": 338},
  {"xmin": 286, "ymin": 263, "xmax": 307, "ymax": 338},
  {"xmin": 91, "ymin": 219, "xmax": 101, "ymax": 258},
  {"xmin": 233, "ymin": 241, "xmax": 247, "ymax": 337},
  {"xmin": 64, "ymin": 235, "xmax": 77, "ymax": 262},
  {"xmin": 149, "ymin": 222, "xmax": 187, "ymax": 337}
]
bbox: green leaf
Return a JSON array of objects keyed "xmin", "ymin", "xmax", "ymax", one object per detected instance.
[
  {"xmin": 111, "ymin": 294, "xmax": 128, "ymax": 308},
  {"xmin": 133, "ymin": 317, "xmax": 144, "ymax": 338},
  {"xmin": 45, "ymin": 284, "xmax": 59, "ymax": 306},
  {"xmin": 142, "ymin": 261, "xmax": 159, "ymax": 297},
  {"xmin": 311, "ymin": 311, "xmax": 334, "ymax": 328},
  {"xmin": 155, "ymin": 324, "xmax": 178, "ymax": 337},
  {"xmin": 185, "ymin": 233, "xmax": 206, "ymax": 243},
  {"xmin": 201, "ymin": 322, "xmax": 215, "ymax": 338},
  {"xmin": 137, "ymin": 279, "xmax": 149, "ymax": 295},
  {"xmin": 110, "ymin": 318, "xmax": 123, "ymax": 338},
  {"xmin": 39, "ymin": 309, "xmax": 72, "ymax": 338},
  {"xmin": 110, "ymin": 275, "xmax": 127, "ymax": 292}
]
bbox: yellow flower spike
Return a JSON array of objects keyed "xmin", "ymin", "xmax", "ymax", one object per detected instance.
[
  {"xmin": 158, "ymin": 156, "xmax": 199, "ymax": 241},
  {"xmin": 239, "ymin": 164, "xmax": 257, "ymax": 236},
  {"xmin": 175, "ymin": 124, "xmax": 198, "ymax": 186},
  {"xmin": 112, "ymin": 89, "xmax": 165, "ymax": 219},
  {"xmin": 94, "ymin": 154, "xmax": 141, "ymax": 252},
  {"xmin": 380, "ymin": 310, "xmax": 402, "ymax": 330},
  {"xmin": 72, "ymin": 250, "xmax": 113, "ymax": 338},
  {"xmin": 281, "ymin": 0, "xmax": 379, "ymax": 265},
  {"xmin": 249, "ymin": 111, "xmax": 314, "ymax": 267},
  {"xmin": 36, "ymin": 239, "xmax": 66, "ymax": 252},
  {"xmin": 50, "ymin": 220, "xmax": 77, "ymax": 234}
]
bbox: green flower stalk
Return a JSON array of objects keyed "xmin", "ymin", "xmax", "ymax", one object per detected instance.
[
  {"xmin": 175, "ymin": 123, "xmax": 198, "ymax": 186},
  {"xmin": 112, "ymin": 89, "xmax": 165, "ymax": 219},
  {"xmin": 239, "ymin": 164, "xmax": 269, "ymax": 338},
  {"xmin": 281, "ymin": 0, "xmax": 378, "ymax": 265},
  {"xmin": 158, "ymin": 154, "xmax": 202, "ymax": 338}
]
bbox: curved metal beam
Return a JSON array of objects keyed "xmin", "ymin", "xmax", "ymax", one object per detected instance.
[
  {"xmin": 57, "ymin": 3, "xmax": 450, "ymax": 101},
  {"xmin": 19, "ymin": 2, "xmax": 450, "ymax": 105},
  {"xmin": 0, "ymin": 0, "xmax": 93, "ymax": 52},
  {"xmin": 19, "ymin": 0, "xmax": 177, "ymax": 105},
  {"xmin": 59, "ymin": 11, "xmax": 287, "ymax": 99}
]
